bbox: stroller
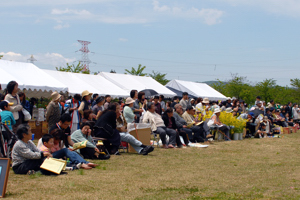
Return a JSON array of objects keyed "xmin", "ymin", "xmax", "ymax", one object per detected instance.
[{"xmin": 0, "ymin": 121, "xmax": 18, "ymax": 159}]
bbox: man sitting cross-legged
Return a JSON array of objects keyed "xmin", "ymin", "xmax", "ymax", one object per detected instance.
[{"xmin": 142, "ymin": 102, "xmax": 176, "ymax": 149}]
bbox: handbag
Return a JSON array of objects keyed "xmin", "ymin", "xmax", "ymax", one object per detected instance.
[{"xmin": 22, "ymin": 108, "xmax": 31, "ymax": 121}]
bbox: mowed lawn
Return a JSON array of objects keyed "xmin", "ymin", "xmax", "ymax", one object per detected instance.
[{"xmin": 6, "ymin": 132, "xmax": 300, "ymax": 200}]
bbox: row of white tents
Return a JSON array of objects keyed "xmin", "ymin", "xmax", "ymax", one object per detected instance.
[{"xmin": 0, "ymin": 60, "xmax": 227, "ymax": 100}]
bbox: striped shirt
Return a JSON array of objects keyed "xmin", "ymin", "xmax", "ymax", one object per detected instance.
[{"xmin": 39, "ymin": 144, "xmax": 50, "ymax": 153}]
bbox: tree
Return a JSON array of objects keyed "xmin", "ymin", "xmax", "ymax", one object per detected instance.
[
  {"xmin": 56, "ymin": 62, "xmax": 91, "ymax": 74},
  {"xmin": 110, "ymin": 69, "xmax": 116, "ymax": 73},
  {"xmin": 255, "ymin": 79, "xmax": 276, "ymax": 103},
  {"xmin": 149, "ymin": 70, "xmax": 169, "ymax": 85},
  {"xmin": 0, "ymin": 55, "xmax": 3, "ymax": 59},
  {"xmin": 124, "ymin": 64, "xmax": 147, "ymax": 76}
]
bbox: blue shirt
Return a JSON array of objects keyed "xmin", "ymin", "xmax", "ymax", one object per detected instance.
[{"xmin": 0, "ymin": 110, "xmax": 16, "ymax": 131}]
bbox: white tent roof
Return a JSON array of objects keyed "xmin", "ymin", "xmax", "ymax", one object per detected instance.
[
  {"xmin": 44, "ymin": 70, "xmax": 128, "ymax": 97},
  {"xmin": 99, "ymin": 72, "xmax": 176, "ymax": 97},
  {"xmin": 166, "ymin": 79, "xmax": 227, "ymax": 101},
  {"xmin": 0, "ymin": 60, "xmax": 68, "ymax": 97}
]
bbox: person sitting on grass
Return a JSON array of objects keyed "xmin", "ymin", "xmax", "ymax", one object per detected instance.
[
  {"xmin": 162, "ymin": 108, "xmax": 189, "ymax": 147},
  {"xmin": 116, "ymin": 108, "xmax": 154, "ymax": 155},
  {"xmin": 71, "ymin": 122, "xmax": 110, "ymax": 160},
  {"xmin": 143, "ymin": 102, "xmax": 176, "ymax": 149},
  {"xmin": 0, "ymin": 100, "xmax": 16, "ymax": 131},
  {"xmin": 255, "ymin": 122, "xmax": 267, "ymax": 138},
  {"xmin": 12, "ymin": 124, "xmax": 53, "ymax": 175},
  {"xmin": 39, "ymin": 134, "xmax": 54, "ymax": 153}
]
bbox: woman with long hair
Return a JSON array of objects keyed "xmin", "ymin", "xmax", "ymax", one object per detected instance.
[{"xmin": 4, "ymin": 81, "xmax": 23, "ymax": 133}]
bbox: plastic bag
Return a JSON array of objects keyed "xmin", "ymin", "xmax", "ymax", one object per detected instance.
[{"xmin": 22, "ymin": 108, "xmax": 31, "ymax": 121}]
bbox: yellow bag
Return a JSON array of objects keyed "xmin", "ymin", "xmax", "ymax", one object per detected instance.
[{"xmin": 73, "ymin": 140, "xmax": 87, "ymax": 150}]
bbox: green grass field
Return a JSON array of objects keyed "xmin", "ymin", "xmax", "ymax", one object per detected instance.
[{"xmin": 5, "ymin": 132, "xmax": 300, "ymax": 200}]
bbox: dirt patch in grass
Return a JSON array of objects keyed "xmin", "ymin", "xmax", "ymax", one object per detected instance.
[{"xmin": 5, "ymin": 133, "xmax": 300, "ymax": 199}]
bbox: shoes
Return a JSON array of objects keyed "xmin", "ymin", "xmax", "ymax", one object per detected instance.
[
  {"xmin": 98, "ymin": 154, "xmax": 110, "ymax": 160},
  {"xmin": 27, "ymin": 170, "xmax": 36, "ymax": 175},
  {"xmin": 140, "ymin": 146, "xmax": 154, "ymax": 155}
]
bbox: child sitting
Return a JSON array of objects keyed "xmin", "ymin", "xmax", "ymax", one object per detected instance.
[
  {"xmin": 39, "ymin": 134, "xmax": 54, "ymax": 153},
  {"xmin": 0, "ymin": 100, "xmax": 16, "ymax": 131},
  {"xmin": 39, "ymin": 134, "xmax": 81, "ymax": 170},
  {"xmin": 255, "ymin": 122, "xmax": 267, "ymax": 138}
]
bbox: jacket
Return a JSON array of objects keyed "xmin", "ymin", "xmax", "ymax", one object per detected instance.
[
  {"xmin": 162, "ymin": 114, "xmax": 177, "ymax": 130},
  {"xmin": 173, "ymin": 112, "xmax": 187, "ymax": 129},
  {"xmin": 182, "ymin": 111, "xmax": 195, "ymax": 128},
  {"xmin": 4, "ymin": 94, "xmax": 23, "ymax": 120},
  {"xmin": 142, "ymin": 111, "xmax": 164, "ymax": 132}
]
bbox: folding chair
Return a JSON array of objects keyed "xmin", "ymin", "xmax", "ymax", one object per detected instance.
[{"xmin": 151, "ymin": 131, "xmax": 161, "ymax": 147}]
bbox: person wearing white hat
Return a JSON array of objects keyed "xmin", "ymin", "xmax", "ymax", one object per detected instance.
[
  {"xmin": 123, "ymin": 97, "xmax": 137, "ymax": 123},
  {"xmin": 207, "ymin": 108, "xmax": 231, "ymax": 141},
  {"xmin": 46, "ymin": 91, "xmax": 62, "ymax": 131},
  {"xmin": 78, "ymin": 90, "xmax": 93, "ymax": 117}
]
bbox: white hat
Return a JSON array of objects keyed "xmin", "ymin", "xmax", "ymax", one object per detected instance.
[
  {"xmin": 202, "ymin": 98, "xmax": 209, "ymax": 104},
  {"xmin": 214, "ymin": 108, "xmax": 221, "ymax": 114},
  {"xmin": 125, "ymin": 97, "xmax": 135, "ymax": 104},
  {"xmin": 225, "ymin": 107, "xmax": 233, "ymax": 113}
]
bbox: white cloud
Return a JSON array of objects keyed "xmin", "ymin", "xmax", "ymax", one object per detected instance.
[
  {"xmin": 0, "ymin": 52, "xmax": 75, "ymax": 68},
  {"xmin": 153, "ymin": 0, "xmax": 170, "ymax": 12},
  {"xmin": 221, "ymin": 0, "xmax": 300, "ymax": 17},
  {"xmin": 152, "ymin": 0, "xmax": 224, "ymax": 25},
  {"xmin": 53, "ymin": 23, "xmax": 70, "ymax": 30},
  {"xmin": 119, "ymin": 38, "xmax": 128, "ymax": 42},
  {"xmin": 51, "ymin": 8, "xmax": 91, "ymax": 16}
]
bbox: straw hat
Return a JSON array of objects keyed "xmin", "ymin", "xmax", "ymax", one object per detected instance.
[
  {"xmin": 213, "ymin": 108, "xmax": 221, "ymax": 114},
  {"xmin": 125, "ymin": 97, "xmax": 135, "ymax": 104},
  {"xmin": 202, "ymin": 97, "xmax": 209, "ymax": 104},
  {"xmin": 225, "ymin": 107, "xmax": 233, "ymax": 113},
  {"xmin": 82, "ymin": 90, "xmax": 92, "ymax": 98},
  {"xmin": 51, "ymin": 92, "xmax": 61, "ymax": 101}
]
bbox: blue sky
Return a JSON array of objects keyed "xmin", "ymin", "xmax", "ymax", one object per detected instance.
[{"xmin": 1, "ymin": 0, "xmax": 300, "ymax": 86}]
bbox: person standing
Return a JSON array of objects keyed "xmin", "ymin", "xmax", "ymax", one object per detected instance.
[
  {"xmin": 179, "ymin": 92, "xmax": 190, "ymax": 112},
  {"xmin": 46, "ymin": 92, "xmax": 61, "ymax": 132},
  {"xmin": 5, "ymin": 81, "xmax": 23, "ymax": 133},
  {"xmin": 65, "ymin": 94, "xmax": 81, "ymax": 134},
  {"xmin": 78, "ymin": 90, "xmax": 92, "ymax": 119}
]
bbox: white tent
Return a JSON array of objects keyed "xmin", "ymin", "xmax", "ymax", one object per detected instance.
[
  {"xmin": 99, "ymin": 72, "xmax": 176, "ymax": 97},
  {"xmin": 166, "ymin": 79, "xmax": 227, "ymax": 101},
  {"xmin": 0, "ymin": 60, "xmax": 68, "ymax": 97},
  {"xmin": 44, "ymin": 70, "xmax": 128, "ymax": 97}
]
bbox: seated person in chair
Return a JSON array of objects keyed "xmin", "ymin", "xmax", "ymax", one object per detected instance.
[
  {"xmin": 173, "ymin": 104, "xmax": 202, "ymax": 143},
  {"xmin": 142, "ymin": 102, "xmax": 176, "ymax": 149},
  {"xmin": 162, "ymin": 108, "xmax": 189, "ymax": 147},
  {"xmin": 116, "ymin": 110, "xmax": 154, "ymax": 155},
  {"xmin": 207, "ymin": 108, "xmax": 231, "ymax": 141},
  {"xmin": 182, "ymin": 105, "xmax": 212, "ymax": 143}
]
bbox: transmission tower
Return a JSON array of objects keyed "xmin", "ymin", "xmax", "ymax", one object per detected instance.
[
  {"xmin": 77, "ymin": 40, "xmax": 91, "ymax": 71},
  {"xmin": 27, "ymin": 55, "xmax": 37, "ymax": 64}
]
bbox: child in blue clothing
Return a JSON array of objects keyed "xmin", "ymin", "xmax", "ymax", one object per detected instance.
[{"xmin": 0, "ymin": 100, "xmax": 16, "ymax": 131}]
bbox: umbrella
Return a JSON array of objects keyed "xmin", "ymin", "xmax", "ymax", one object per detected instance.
[
  {"xmin": 140, "ymin": 89, "xmax": 158, "ymax": 97},
  {"xmin": 251, "ymin": 109, "xmax": 264, "ymax": 117}
]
